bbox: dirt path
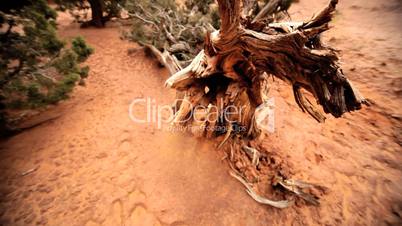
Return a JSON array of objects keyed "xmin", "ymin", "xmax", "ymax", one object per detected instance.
[{"xmin": 0, "ymin": 0, "xmax": 401, "ymax": 225}]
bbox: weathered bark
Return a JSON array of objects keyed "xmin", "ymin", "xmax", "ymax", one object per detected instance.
[{"xmin": 163, "ymin": 0, "xmax": 367, "ymax": 208}]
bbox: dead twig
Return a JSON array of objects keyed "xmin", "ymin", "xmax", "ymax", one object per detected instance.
[
  {"xmin": 277, "ymin": 177, "xmax": 320, "ymax": 205},
  {"xmin": 21, "ymin": 167, "xmax": 38, "ymax": 177},
  {"xmin": 218, "ymin": 122, "xmax": 233, "ymax": 149},
  {"xmin": 230, "ymin": 171, "xmax": 293, "ymax": 209},
  {"xmin": 242, "ymin": 145, "xmax": 260, "ymax": 166}
]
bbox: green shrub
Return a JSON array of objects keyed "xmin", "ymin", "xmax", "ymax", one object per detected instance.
[
  {"xmin": 62, "ymin": 73, "xmax": 81, "ymax": 86},
  {"xmin": 79, "ymin": 66, "xmax": 90, "ymax": 78},
  {"xmin": 46, "ymin": 73, "xmax": 80, "ymax": 104},
  {"xmin": 0, "ymin": 0, "xmax": 94, "ymax": 126},
  {"xmin": 52, "ymin": 50, "xmax": 79, "ymax": 74},
  {"xmin": 34, "ymin": 73, "xmax": 55, "ymax": 89},
  {"xmin": 27, "ymin": 83, "xmax": 46, "ymax": 107},
  {"xmin": 72, "ymin": 36, "xmax": 94, "ymax": 62}
]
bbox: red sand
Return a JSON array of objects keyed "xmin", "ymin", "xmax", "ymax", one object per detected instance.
[{"xmin": 0, "ymin": 0, "xmax": 401, "ymax": 225}]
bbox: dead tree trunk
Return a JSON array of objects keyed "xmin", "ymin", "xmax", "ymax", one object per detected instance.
[
  {"xmin": 163, "ymin": 0, "xmax": 367, "ymax": 208},
  {"xmin": 88, "ymin": 0, "xmax": 104, "ymax": 27}
]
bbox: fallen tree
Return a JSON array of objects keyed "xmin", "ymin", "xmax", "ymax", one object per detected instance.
[{"xmin": 153, "ymin": 0, "xmax": 367, "ymax": 208}]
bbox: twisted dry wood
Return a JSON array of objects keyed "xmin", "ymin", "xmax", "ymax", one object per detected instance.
[
  {"xmin": 163, "ymin": 0, "xmax": 368, "ymax": 208},
  {"xmin": 166, "ymin": 0, "xmax": 367, "ymax": 130}
]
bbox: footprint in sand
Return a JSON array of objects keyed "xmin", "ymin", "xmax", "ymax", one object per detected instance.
[
  {"xmin": 128, "ymin": 204, "xmax": 161, "ymax": 226},
  {"xmin": 103, "ymin": 199, "xmax": 124, "ymax": 226},
  {"xmin": 85, "ymin": 221, "xmax": 100, "ymax": 226},
  {"xmin": 116, "ymin": 131, "xmax": 134, "ymax": 157}
]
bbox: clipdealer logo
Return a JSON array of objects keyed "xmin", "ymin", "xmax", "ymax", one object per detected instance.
[{"xmin": 128, "ymin": 97, "xmax": 275, "ymax": 133}]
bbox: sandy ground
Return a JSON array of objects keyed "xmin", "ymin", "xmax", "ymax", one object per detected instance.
[{"xmin": 0, "ymin": 0, "xmax": 401, "ymax": 225}]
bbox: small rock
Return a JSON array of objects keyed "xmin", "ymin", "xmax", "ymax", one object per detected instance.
[{"xmin": 96, "ymin": 152, "xmax": 108, "ymax": 159}]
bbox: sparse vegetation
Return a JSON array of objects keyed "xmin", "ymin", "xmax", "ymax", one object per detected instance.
[
  {"xmin": 72, "ymin": 36, "xmax": 95, "ymax": 62},
  {"xmin": 0, "ymin": 0, "xmax": 93, "ymax": 134},
  {"xmin": 123, "ymin": 0, "xmax": 218, "ymax": 66},
  {"xmin": 124, "ymin": 0, "xmax": 297, "ymax": 69},
  {"xmin": 55, "ymin": 0, "xmax": 127, "ymax": 27}
]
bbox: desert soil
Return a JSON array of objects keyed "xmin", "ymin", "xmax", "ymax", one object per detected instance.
[{"xmin": 0, "ymin": 0, "xmax": 401, "ymax": 225}]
